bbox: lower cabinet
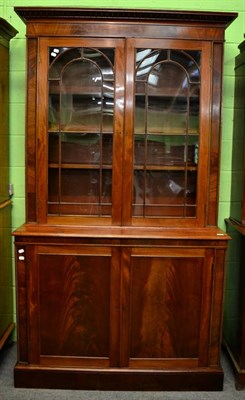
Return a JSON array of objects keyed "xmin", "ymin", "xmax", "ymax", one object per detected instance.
[{"xmin": 14, "ymin": 229, "xmax": 228, "ymax": 390}]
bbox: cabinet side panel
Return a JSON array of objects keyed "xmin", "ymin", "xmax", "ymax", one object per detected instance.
[{"xmin": 26, "ymin": 38, "xmax": 38, "ymax": 222}]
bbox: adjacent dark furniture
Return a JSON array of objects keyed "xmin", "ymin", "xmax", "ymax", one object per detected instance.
[
  {"xmin": 0, "ymin": 18, "xmax": 17, "ymax": 353},
  {"xmin": 224, "ymin": 37, "xmax": 245, "ymax": 390}
]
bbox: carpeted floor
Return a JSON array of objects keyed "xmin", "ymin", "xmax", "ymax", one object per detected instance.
[{"xmin": 0, "ymin": 341, "xmax": 244, "ymax": 399}]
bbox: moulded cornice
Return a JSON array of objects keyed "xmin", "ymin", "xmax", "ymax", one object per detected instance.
[{"xmin": 14, "ymin": 7, "xmax": 237, "ymax": 28}]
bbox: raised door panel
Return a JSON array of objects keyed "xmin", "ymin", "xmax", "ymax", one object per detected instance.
[
  {"xmin": 25, "ymin": 245, "xmax": 120, "ymax": 368},
  {"xmin": 121, "ymin": 247, "xmax": 213, "ymax": 368}
]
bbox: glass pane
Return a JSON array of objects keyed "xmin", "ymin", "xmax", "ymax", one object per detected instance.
[
  {"xmin": 48, "ymin": 169, "xmax": 112, "ymax": 216},
  {"xmin": 102, "ymin": 134, "xmax": 113, "ymax": 164},
  {"xmin": 61, "ymin": 169, "xmax": 100, "ymax": 203},
  {"xmin": 133, "ymin": 170, "xmax": 197, "ymax": 217},
  {"xmin": 136, "ymin": 49, "xmax": 168, "ymax": 81},
  {"xmin": 48, "ymin": 168, "xmax": 59, "ymax": 204},
  {"xmin": 133, "ymin": 48, "xmax": 201, "ymax": 219},
  {"xmin": 49, "ymin": 47, "xmax": 114, "ymax": 80},
  {"xmin": 61, "ymin": 133, "xmax": 100, "ymax": 164},
  {"xmin": 49, "ymin": 132, "xmax": 59, "ymax": 164},
  {"xmin": 49, "ymin": 48, "xmax": 115, "ymax": 133},
  {"xmin": 186, "ymin": 170, "xmax": 197, "ymax": 205},
  {"xmin": 189, "ymin": 84, "xmax": 200, "ymax": 133},
  {"xmin": 48, "ymin": 46, "xmax": 115, "ymax": 217},
  {"xmin": 102, "ymin": 91, "xmax": 114, "ymax": 132},
  {"xmin": 60, "ymin": 61, "xmax": 102, "ymax": 131},
  {"xmin": 49, "ymin": 81, "xmax": 60, "ymax": 131},
  {"xmin": 134, "ymin": 134, "xmax": 198, "ymax": 166},
  {"xmin": 135, "ymin": 96, "xmax": 146, "ymax": 134},
  {"xmin": 170, "ymin": 50, "xmax": 200, "ymax": 83},
  {"xmin": 49, "ymin": 132, "xmax": 113, "ymax": 166},
  {"xmin": 49, "ymin": 48, "xmax": 82, "ymax": 79},
  {"xmin": 147, "ymin": 94, "xmax": 188, "ymax": 134}
]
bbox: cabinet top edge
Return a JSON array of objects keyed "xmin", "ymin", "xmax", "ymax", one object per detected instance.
[
  {"xmin": 12, "ymin": 223, "xmax": 230, "ymax": 241},
  {"xmin": 14, "ymin": 7, "xmax": 237, "ymax": 28}
]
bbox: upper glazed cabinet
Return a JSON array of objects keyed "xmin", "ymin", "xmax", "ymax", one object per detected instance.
[
  {"xmin": 46, "ymin": 41, "xmax": 202, "ymax": 226},
  {"xmin": 17, "ymin": 8, "xmax": 236, "ymax": 229}
]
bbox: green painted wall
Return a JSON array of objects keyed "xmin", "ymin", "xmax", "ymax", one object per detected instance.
[{"xmin": 1, "ymin": 0, "xmax": 244, "ymax": 336}]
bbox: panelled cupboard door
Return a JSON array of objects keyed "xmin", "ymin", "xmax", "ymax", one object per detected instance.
[
  {"xmin": 120, "ymin": 247, "xmax": 213, "ymax": 368},
  {"xmin": 123, "ymin": 39, "xmax": 212, "ymax": 228},
  {"xmin": 36, "ymin": 36, "xmax": 213, "ymax": 228},
  {"xmin": 24, "ymin": 245, "xmax": 121, "ymax": 368}
]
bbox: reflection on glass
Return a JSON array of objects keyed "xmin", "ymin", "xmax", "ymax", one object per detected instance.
[
  {"xmin": 133, "ymin": 48, "xmax": 200, "ymax": 218},
  {"xmin": 48, "ymin": 47, "xmax": 115, "ymax": 133},
  {"xmin": 133, "ymin": 170, "xmax": 197, "ymax": 217},
  {"xmin": 60, "ymin": 61, "xmax": 101, "ymax": 131},
  {"xmin": 48, "ymin": 168, "xmax": 112, "ymax": 216},
  {"xmin": 102, "ymin": 135, "xmax": 113, "ymax": 164},
  {"xmin": 61, "ymin": 133, "xmax": 100, "ymax": 164},
  {"xmin": 134, "ymin": 134, "xmax": 199, "ymax": 167},
  {"xmin": 147, "ymin": 94, "xmax": 188, "ymax": 134},
  {"xmin": 49, "ymin": 47, "xmax": 114, "ymax": 80},
  {"xmin": 189, "ymin": 85, "xmax": 200, "ymax": 133},
  {"xmin": 49, "ymin": 132, "xmax": 113, "ymax": 166}
]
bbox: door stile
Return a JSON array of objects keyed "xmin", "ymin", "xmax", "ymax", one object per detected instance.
[
  {"xmin": 36, "ymin": 38, "xmax": 49, "ymax": 223},
  {"xmin": 195, "ymin": 41, "xmax": 212, "ymax": 227},
  {"xmin": 198, "ymin": 248, "xmax": 213, "ymax": 367},
  {"xmin": 122, "ymin": 39, "xmax": 135, "ymax": 226},
  {"xmin": 111, "ymin": 42, "xmax": 125, "ymax": 225},
  {"xmin": 109, "ymin": 247, "xmax": 121, "ymax": 366},
  {"xmin": 119, "ymin": 247, "xmax": 131, "ymax": 367},
  {"xmin": 27, "ymin": 245, "xmax": 40, "ymax": 365}
]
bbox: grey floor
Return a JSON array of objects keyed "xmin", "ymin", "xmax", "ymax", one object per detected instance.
[{"xmin": 0, "ymin": 342, "xmax": 244, "ymax": 400}]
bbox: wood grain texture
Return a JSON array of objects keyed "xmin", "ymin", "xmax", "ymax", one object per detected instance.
[
  {"xmin": 129, "ymin": 256, "xmax": 203, "ymax": 359},
  {"xmin": 39, "ymin": 253, "xmax": 110, "ymax": 357}
]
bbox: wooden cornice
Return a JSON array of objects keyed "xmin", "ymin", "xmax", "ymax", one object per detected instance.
[
  {"xmin": 0, "ymin": 18, "xmax": 18, "ymax": 40},
  {"xmin": 14, "ymin": 7, "xmax": 237, "ymax": 28}
]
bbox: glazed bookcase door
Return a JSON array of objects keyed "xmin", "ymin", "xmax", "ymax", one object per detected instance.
[
  {"xmin": 123, "ymin": 39, "xmax": 212, "ymax": 227},
  {"xmin": 37, "ymin": 38, "xmax": 125, "ymax": 225}
]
